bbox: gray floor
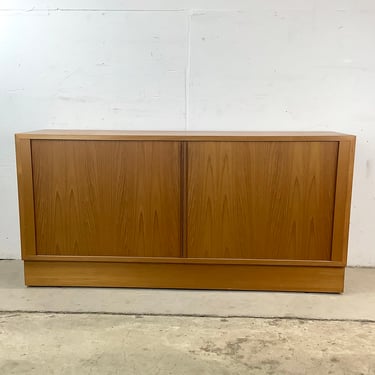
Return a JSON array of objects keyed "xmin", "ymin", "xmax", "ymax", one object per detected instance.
[
  {"xmin": 1, "ymin": 261, "xmax": 375, "ymax": 374},
  {"xmin": 1, "ymin": 260, "xmax": 375, "ymax": 321},
  {"xmin": 1, "ymin": 313, "xmax": 375, "ymax": 374}
]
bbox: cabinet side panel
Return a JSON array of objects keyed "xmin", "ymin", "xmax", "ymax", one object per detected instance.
[
  {"xmin": 32, "ymin": 140, "xmax": 181, "ymax": 257},
  {"xmin": 15, "ymin": 137, "xmax": 37, "ymax": 258},
  {"xmin": 331, "ymin": 139, "xmax": 356, "ymax": 263},
  {"xmin": 187, "ymin": 141, "xmax": 338, "ymax": 260}
]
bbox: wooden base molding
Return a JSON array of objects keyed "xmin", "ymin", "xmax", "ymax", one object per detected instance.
[{"xmin": 24, "ymin": 261, "xmax": 345, "ymax": 293}]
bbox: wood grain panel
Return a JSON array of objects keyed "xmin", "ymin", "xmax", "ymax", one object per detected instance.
[
  {"xmin": 24, "ymin": 261, "xmax": 345, "ymax": 292},
  {"xmin": 187, "ymin": 141, "xmax": 339, "ymax": 260},
  {"xmin": 31, "ymin": 140, "xmax": 181, "ymax": 257},
  {"xmin": 331, "ymin": 139, "xmax": 356, "ymax": 263},
  {"xmin": 17, "ymin": 130, "xmax": 354, "ymax": 142},
  {"xmin": 15, "ymin": 137, "xmax": 37, "ymax": 258},
  {"xmin": 24, "ymin": 254, "xmax": 344, "ymax": 267}
]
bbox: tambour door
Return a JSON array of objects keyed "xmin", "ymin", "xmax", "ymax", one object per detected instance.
[
  {"xmin": 31, "ymin": 140, "xmax": 181, "ymax": 257},
  {"xmin": 187, "ymin": 141, "xmax": 339, "ymax": 260}
]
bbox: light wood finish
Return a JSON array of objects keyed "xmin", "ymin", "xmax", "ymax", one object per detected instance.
[
  {"xmin": 187, "ymin": 141, "xmax": 338, "ymax": 260},
  {"xmin": 180, "ymin": 142, "xmax": 188, "ymax": 257},
  {"xmin": 24, "ymin": 261, "xmax": 345, "ymax": 292},
  {"xmin": 31, "ymin": 140, "xmax": 181, "ymax": 257},
  {"xmin": 15, "ymin": 130, "xmax": 356, "ymax": 292},
  {"xmin": 16, "ymin": 130, "xmax": 354, "ymax": 141},
  {"xmin": 23, "ymin": 255, "xmax": 345, "ymax": 267},
  {"xmin": 15, "ymin": 137, "xmax": 37, "ymax": 258},
  {"xmin": 331, "ymin": 140, "xmax": 356, "ymax": 262}
]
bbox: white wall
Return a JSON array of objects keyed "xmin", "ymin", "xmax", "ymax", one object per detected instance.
[{"xmin": 1, "ymin": 0, "xmax": 374, "ymax": 265}]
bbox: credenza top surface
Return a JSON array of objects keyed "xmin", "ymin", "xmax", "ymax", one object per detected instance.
[{"xmin": 15, "ymin": 130, "xmax": 355, "ymax": 141}]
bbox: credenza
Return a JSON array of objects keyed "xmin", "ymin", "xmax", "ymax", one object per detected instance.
[{"xmin": 15, "ymin": 130, "xmax": 355, "ymax": 292}]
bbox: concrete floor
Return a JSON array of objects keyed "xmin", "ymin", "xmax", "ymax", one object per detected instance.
[
  {"xmin": 1, "ymin": 261, "xmax": 375, "ymax": 374},
  {"xmin": 1, "ymin": 313, "xmax": 375, "ymax": 374}
]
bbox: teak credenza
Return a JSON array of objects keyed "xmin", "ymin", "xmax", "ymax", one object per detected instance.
[{"xmin": 15, "ymin": 130, "xmax": 355, "ymax": 292}]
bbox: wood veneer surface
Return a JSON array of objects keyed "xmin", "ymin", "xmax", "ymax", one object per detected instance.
[
  {"xmin": 187, "ymin": 141, "xmax": 339, "ymax": 260},
  {"xmin": 24, "ymin": 261, "xmax": 345, "ymax": 292},
  {"xmin": 16, "ymin": 130, "xmax": 354, "ymax": 141},
  {"xmin": 32, "ymin": 140, "xmax": 181, "ymax": 257}
]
